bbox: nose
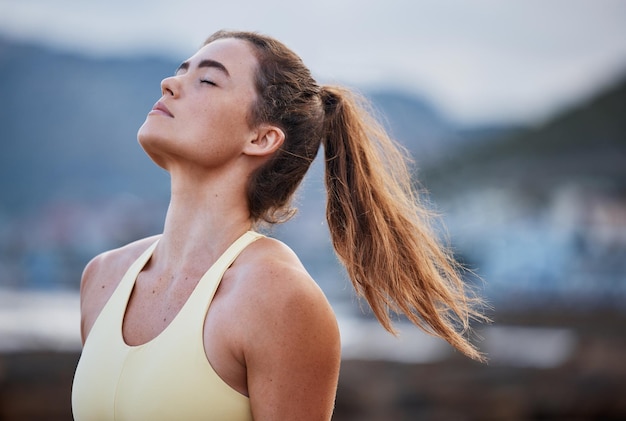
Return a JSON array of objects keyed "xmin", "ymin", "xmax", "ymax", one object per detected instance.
[{"xmin": 161, "ymin": 75, "xmax": 179, "ymax": 97}]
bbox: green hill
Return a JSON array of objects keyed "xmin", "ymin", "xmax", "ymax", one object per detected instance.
[{"xmin": 422, "ymin": 75, "xmax": 626, "ymax": 198}]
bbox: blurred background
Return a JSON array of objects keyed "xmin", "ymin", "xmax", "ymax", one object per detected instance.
[{"xmin": 1, "ymin": 0, "xmax": 625, "ymax": 419}]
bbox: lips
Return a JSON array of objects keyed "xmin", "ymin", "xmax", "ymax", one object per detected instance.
[{"xmin": 150, "ymin": 101, "xmax": 174, "ymax": 117}]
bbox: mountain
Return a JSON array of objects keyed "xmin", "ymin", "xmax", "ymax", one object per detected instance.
[
  {"xmin": 0, "ymin": 37, "xmax": 173, "ymax": 213},
  {"xmin": 0, "ymin": 36, "xmax": 481, "ymax": 216},
  {"xmin": 416, "ymin": 75, "xmax": 626, "ymax": 309},
  {"xmin": 421, "ymin": 75, "xmax": 626, "ymax": 197},
  {"xmin": 366, "ymin": 90, "xmax": 455, "ymax": 159}
]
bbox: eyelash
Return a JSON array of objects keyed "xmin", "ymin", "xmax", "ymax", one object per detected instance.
[{"xmin": 200, "ymin": 79, "xmax": 216, "ymax": 86}]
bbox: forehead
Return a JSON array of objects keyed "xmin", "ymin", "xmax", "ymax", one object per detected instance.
[{"xmin": 191, "ymin": 38, "xmax": 258, "ymax": 81}]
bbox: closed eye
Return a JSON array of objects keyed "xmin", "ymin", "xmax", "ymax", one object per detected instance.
[{"xmin": 200, "ymin": 79, "xmax": 217, "ymax": 86}]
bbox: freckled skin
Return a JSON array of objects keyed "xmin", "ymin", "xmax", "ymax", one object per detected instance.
[{"xmin": 79, "ymin": 38, "xmax": 341, "ymax": 421}]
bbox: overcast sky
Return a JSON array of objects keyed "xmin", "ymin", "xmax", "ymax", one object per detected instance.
[{"xmin": 1, "ymin": 0, "xmax": 625, "ymax": 125}]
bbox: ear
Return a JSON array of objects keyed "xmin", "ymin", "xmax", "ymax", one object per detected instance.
[{"xmin": 243, "ymin": 124, "xmax": 285, "ymax": 157}]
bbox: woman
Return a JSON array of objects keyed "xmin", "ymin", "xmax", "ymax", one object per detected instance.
[{"xmin": 72, "ymin": 30, "xmax": 485, "ymax": 420}]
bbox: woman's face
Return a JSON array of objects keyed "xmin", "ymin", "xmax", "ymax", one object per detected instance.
[{"xmin": 137, "ymin": 38, "xmax": 259, "ymax": 172}]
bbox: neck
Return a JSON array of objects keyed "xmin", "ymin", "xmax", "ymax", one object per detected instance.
[{"xmin": 155, "ymin": 167, "xmax": 253, "ymax": 274}]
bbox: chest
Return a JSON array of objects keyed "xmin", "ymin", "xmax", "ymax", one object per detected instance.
[
  {"xmin": 120, "ymin": 267, "xmax": 247, "ymax": 387},
  {"xmin": 121, "ymin": 270, "xmax": 202, "ymax": 346},
  {"xmin": 73, "ymin": 270, "xmax": 253, "ymax": 421}
]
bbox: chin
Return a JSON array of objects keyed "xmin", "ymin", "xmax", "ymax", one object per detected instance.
[
  {"xmin": 137, "ymin": 118, "xmax": 155, "ymax": 143},
  {"xmin": 138, "ymin": 120, "xmax": 165, "ymax": 148},
  {"xmin": 137, "ymin": 125, "xmax": 170, "ymax": 170}
]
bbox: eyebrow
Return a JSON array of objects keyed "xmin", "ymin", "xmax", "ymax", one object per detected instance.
[{"xmin": 176, "ymin": 59, "xmax": 231, "ymax": 77}]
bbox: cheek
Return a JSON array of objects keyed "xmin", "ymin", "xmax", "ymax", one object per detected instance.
[{"xmin": 197, "ymin": 101, "xmax": 252, "ymax": 141}]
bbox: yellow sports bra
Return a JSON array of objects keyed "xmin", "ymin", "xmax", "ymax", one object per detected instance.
[{"xmin": 72, "ymin": 231, "xmax": 262, "ymax": 420}]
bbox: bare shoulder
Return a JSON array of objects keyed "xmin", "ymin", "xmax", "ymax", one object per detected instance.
[
  {"xmin": 235, "ymin": 236, "xmax": 335, "ymax": 319},
  {"xmin": 79, "ymin": 235, "xmax": 160, "ymax": 343},
  {"xmin": 232, "ymin": 236, "xmax": 341, "ymax": 419}
]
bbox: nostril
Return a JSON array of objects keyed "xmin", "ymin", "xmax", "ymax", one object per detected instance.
[{"xmin": 160, "ymin": 76, "xmax": 177, "ymax": 97}]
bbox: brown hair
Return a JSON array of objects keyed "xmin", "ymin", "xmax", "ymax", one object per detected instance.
[{"xmin": 205, "ymin": 30, "xmax": 487, "ymax": 361}]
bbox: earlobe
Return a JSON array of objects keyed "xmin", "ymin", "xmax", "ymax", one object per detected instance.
[{"xmin": 245, "ymin": 125, "xmax": 285, "ymax": 157}]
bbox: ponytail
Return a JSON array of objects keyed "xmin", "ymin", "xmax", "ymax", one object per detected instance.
[
  {"xmin": 203, "ymin": 30, "xmax": 486, "ymax": 360},
  {"xmin": 320, "ymin": 85, "xmax": 486, "ymax": 361}
]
